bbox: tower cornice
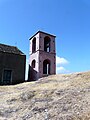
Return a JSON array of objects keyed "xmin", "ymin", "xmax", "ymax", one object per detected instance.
[{"xmin": 29, "ymin": 31, "xmax": 56, "ymax": 40}]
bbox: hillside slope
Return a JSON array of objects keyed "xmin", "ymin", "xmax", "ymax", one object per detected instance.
[{"xmin": 0, "ymin": 71, "xmax": 90, "ymax": 120}]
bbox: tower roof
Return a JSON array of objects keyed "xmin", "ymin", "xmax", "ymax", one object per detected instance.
[{"xmin": 29, "ymin": 31, "xmax": 56, "ymax": 40}]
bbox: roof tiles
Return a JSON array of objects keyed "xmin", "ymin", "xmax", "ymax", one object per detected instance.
[{"xmin": 0, "ymin": 44, "xmax": 24, "ymax": 55}]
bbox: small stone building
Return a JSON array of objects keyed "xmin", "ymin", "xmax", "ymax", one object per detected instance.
[
  {"xmin": 28, "ymin": 31, "xmax": 56, "ymax": 81},
  {"xmin": 0, "ymin": 44, "xmax": 26, "ymax": 85}
]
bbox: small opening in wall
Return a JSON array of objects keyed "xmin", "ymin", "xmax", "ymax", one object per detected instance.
[{"xmin": 32, "ymin": 60, "xmax": 36, "ymax": 68}]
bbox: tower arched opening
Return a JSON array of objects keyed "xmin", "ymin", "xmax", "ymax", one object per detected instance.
[
  {"xmin": 44, "ymin": 36, "xmax": 50, "ymax": 52},
  {"xmin": 31, "ymin": 59, "xmax": 36, "ymax": 68},
  {"xmin": 32, "ymin": 37, "xmax": 36, "ymax": 53},
  {"xmin": 43, "ymin": 59, "xmax": 50, "ymax": 75}
]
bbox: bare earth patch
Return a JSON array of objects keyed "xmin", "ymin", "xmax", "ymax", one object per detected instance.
[{"xmin": 0, "ymin": 71, "xmax": 90, "ymax": 120}]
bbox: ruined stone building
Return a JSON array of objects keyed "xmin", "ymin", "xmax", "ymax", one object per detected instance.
[
  {"xmin": 28, "ymin": 31, "xmax": 56, "ymax": 81},
  {"xmin": 0, "ymin": 44, "xmax": 26, "ymax": 85}
]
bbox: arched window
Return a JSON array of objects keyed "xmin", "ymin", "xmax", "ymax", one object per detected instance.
[
  {"xmin": 32, "ymin": 37, "xmax": 36, "ymax": 53},
  {"xmin": 43, "ymin": 59, "xmax": 50, "ymax": 74},
  {"xmin": 44, "ymin": 36, "xmax": 50, "ymax": 52},
  {"xmin": 31, "ymin": 60, "xmax": 36, "ymax": 68}
]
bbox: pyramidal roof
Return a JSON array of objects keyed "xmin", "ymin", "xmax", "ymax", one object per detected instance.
[{"xmin": 29, "ymin": 31, "xmax": 56, "ymax": 40}]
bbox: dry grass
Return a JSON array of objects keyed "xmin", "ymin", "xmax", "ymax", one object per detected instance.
[{"xmin": 0, "ymin": 71, "xmax": 90, "ymax": 120}]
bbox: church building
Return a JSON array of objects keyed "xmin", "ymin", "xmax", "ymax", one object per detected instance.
[{"xmin": 0, "ymin": 44, "xmax": 26, "ymax": 85}]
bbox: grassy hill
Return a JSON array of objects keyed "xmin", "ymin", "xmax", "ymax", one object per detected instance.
[{"xmin": 0, "ymin": 71, "xmax": 90, "ymax": 120}]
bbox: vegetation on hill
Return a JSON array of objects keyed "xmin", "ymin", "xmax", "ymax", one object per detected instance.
[{"xmin": 0, "ymin": 71, "xmax": 90, "ymax": 120}]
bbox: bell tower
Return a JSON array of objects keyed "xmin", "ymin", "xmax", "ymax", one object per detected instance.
[{"xmin": 28, "ymin": 31, "xmax": 56, "ymax": 81}]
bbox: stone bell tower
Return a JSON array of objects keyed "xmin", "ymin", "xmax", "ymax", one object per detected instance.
[{"xmin": 28, "ymin": 31, "xmax": 56, "ymax": 81}]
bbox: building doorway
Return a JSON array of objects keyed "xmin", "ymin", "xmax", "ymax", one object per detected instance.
[{"xmin": 3, "ymin": 70, "xmax": 12, "ymax": 85}]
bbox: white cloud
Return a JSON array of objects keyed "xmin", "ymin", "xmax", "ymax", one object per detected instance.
[
  {"xmin": 56, "ymin": 56, "xmax": 69, "ymax": 65},
  {"xmin": 56, "ymin": 66, "xmax": 69, "ymax": 74},
  {"xmin": 56, "ymin": 56, "xmax": 69, "ymax": 74},
  {"xmin": 57, "ymin": 66, "xmax": 66, "ymax": 71}
]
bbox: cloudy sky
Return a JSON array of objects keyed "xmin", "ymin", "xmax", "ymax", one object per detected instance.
[{"xmin": 0, "ymin": 0, "xmax": 90, "ymax": 79}]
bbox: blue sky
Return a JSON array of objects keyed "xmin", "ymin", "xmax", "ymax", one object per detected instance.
[{"xmin": 0, "ymin": 0, "xmax": 90, "ymax": 78}]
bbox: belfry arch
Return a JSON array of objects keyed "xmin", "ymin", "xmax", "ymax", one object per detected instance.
[
  {"xmin": 32, "ymin": 37, "xmax": 36, "ymax": 53},
  {"xmin": 31, "ymin": 60, "xmax": 36, "ymax": 68},
  {"xmin": 43, "ymin": 59, "xmax": 50, "ymax": 75},
  {"xmin": 44, "ymin": 36, "xmax": 50, "ymax": 52}
]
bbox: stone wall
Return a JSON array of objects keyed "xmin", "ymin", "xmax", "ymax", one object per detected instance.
[{"xmin": 0, "ymin": 52, "xmax": 26, "ymax": 85}]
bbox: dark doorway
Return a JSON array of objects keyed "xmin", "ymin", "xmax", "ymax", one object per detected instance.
[
  {"xmin": 43, "ymin": 59, "xmax": 50, "ymax": 75},
  {"xmin": 44, "ymin": 36, "xmax": 50, "ymax": 52},
  {"xmin": 3, "ymin": 70, "xmax": 12, "ymax": 85}
]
